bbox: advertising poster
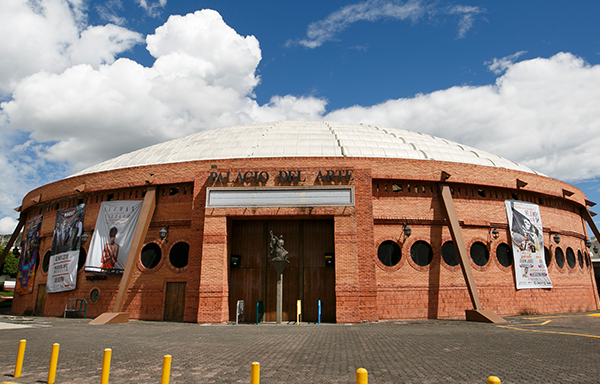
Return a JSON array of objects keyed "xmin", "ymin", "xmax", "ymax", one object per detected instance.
[
  {"xmin": 85, "ymin": 201, "xmax": 143, "ymax": 275},
  {"xmin": 47, "ymin": 204, "xmax": 86, "ymax": 293},
  {"xmin": 47, "ymin": 251, "xmax": 79, "ymax": 293},
  {"xmin": 16, "ymin": 214, "xmax": 43, "ymax": 295},
  {"xmin": 51, "ymin": 204, "xmax": 86, "ymax": 255},
  {"xmin": 505, "ymin": 200, "xmax": 552, "ymax": 289}
]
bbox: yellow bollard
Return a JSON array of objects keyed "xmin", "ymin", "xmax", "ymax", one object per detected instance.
[
  {"xmin": 356, "ymin": 368, "xmax": 368, "ymax": 384},
  {"xmin": 161, "ymin": 355, "xmax": 172, "ymax": 384},
  {"xmin": 101, "ymin": 348, "xmax": 112, "ymax": 384},
  {"xmin": 250, "ymin": 362, "xmax": 260, "ymax": 384},
  {"xmin": 297, "ymin": 300, "xmax": 302, "ymax": 324},
  {"xmin": 487, "ymin": 376, "xmax": 501, "ymax": 384},
  {"xmin": 47, "ymin": 343, "xmax": 60, "ymax": 384},
  {"xmin": 14, "ymin": 339, "xmax": 26, "ymax": 378}
]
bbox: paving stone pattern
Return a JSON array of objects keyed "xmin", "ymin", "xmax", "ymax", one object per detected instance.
[{"xmin": 1, "ymin": 314, "xmax": 600, "ymax": 383}]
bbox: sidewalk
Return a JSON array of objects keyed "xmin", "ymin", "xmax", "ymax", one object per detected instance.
[{"xmin": 1, "ymin": 312, "xmax": 599, "ymax": 383}]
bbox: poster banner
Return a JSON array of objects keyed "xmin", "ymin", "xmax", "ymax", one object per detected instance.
[
  {"xmin": 16, "ymin": 214, "xmax": 43, "ymax": 295},
  {"xmin": 51, "ymin": 204, "xmax": 86, "ymax": 255},
  {"xmin": 85, "ymin": 201, "xmax": 143, "ymax": 275},
  {"xmin": 505, "ymin": 200, "xmax": 552, "ymax": 289},
  {"xmin": 47, "ymin": 251, "xmax": 79, "ymax": 293}
]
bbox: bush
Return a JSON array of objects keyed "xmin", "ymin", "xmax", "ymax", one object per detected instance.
[{"xmin": 0, "ymin": 247, "xmax": 19, "ymax": 278}]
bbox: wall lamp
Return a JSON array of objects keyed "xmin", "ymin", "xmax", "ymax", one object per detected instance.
[
  {"xmin": 553, "ymin": 233, "xmax": 561, "ymax": 244},
  {"xmin": 585, "ymin": 239, "xmax": 592, "ymax": 249},
  {"xmin": 490, "ymin": 228, "xmax": 499, "ymax": 241},
  {"xmin": 402, "ymin": 223, "xmax": 412, "ymax": 239},
  {"xmin": 80, "ymin": 231, "xmax": 89, "ymax": 244},
  {"xmin": 159, "ymin": 225, "xmax": 169, "ymax": 240}
]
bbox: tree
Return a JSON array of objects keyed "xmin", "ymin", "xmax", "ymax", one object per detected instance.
[{"xmin": 0, "ymin": 247, "xmax": 19, "ymax": 278}]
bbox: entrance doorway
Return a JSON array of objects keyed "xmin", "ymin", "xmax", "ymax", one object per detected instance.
[
  {"xmin": 34, "ymin": 284, "xmax": 46, "ymax": 316},
  {"xmin": 164, "ymin": 282, "xmax": 186, "ymax": 321},
  {"xmin": 228, "ymin": 219, "xmax": 335, "ymax": 322}
]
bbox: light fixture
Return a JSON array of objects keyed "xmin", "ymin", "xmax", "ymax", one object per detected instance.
[
  {"xmin": 491, "ymin": 228, "xmax": 499, "ymax": 241},
  {"xmin": 159, "ymin": 225, "xmax": 169, "ymax": 240},
  {"xmin": 80, "ymin": 231, "xmax": 89, "ymax": 244},
  {"xmin": 403, "ymin": 223, "xmax": 412, "ymax": 239},
  {"xmin": 585, "ymin": 239, "xmax": 592, "ymax": 248},
  {"xmin": 594, "ymin": 245, "xmax": 599, "ymax": 255},
  {"xmin": 553, "ymin": 233, "xmax": 561, "ymax": 244}
]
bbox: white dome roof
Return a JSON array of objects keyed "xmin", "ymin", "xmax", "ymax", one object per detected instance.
[{"xmin": 71, "ymin": 121, "xmax": 540, "ymax": 177}]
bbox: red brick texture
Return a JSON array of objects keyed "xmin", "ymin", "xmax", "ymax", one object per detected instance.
[{"xmin": 11, "ymin": 156, "xmax": 599, "ymax": 322}]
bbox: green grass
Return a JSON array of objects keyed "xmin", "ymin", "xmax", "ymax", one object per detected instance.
[{"xmin": 0, "ymin": 291, "xmax": 13, "ymax": 296}]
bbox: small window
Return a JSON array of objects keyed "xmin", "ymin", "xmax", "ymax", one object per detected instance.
[
  {"xmin": 169, "ymin": 242, "xmax": 189, "ymax": 268},
  {"xmin": 555, "ymin": 248, "xmax": 565, "ymax": 269},
  {"xmin": 544, "ymin": 247, "xmax": 552, "ymax": 268},
  {"xmin": 441, "ymin": 241, "xmax": 459, "ymax": 266},
  {"xmin": 410, "ymin": 241, "xmax": 433, "ymax": 267},
  {"xmin": 477, "ymin": 189, "xmax": 485, "ymax": 197},
  {"xmin": 169, "ymin": 187, "xmax": 179, "ymax": 196},
  {"xmin": 392, "ymin": 184, "xmax": 402, "ymax": 192},
  {"xmin": 566, "ymin": 247, "xmax": 576, "ymax": 269},
  {"xmin": 577, "ymin": 250, "xmax": 584, "ymax": 269},
  {"xmin": 90, "ymin": 288, "xmax": 100, "ymax": 304},
  {"xmin": 141, "ymin": 243, "xmax": 162, "ymax": 269},
  {"xmin": 78, "ymin": 248, "xmax": 87, "ymax": 271},
  {"xmin": 377, "ymin": 240, "xmax": 402, "ymax": 267},
  {"xmin": 496, "ymin": 243, "xmax": 513, "ymax": 268},
  {"xmin": 470, "ymin": 242, "xmax": 489, "ymax": 267},
  {"xmin": 43, "ymin": 251, "xmax": 51, "ymax": 273}
]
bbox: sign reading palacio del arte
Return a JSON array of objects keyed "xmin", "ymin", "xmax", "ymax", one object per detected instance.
[{"xmin": 209, "ymin": 169, "xmax": 354, "ymax": 184}]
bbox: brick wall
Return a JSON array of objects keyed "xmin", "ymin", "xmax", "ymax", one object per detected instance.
[{"xmin": 11, "ymin": 156, "xmax": 598, "ymax": 322}]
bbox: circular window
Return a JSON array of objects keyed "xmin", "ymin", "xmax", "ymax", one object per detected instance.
[
  {"xmin": 169, "ymin": 242, "xmax": 189, "ymax": 268},
  {"xmin": 410, "ymin": 241, "xmax": 433, "ymax": 267},
  {"xmin": 544, "ymin": 247, "xmax": 552, "ymax": 268},
  {"xmin": 555, "ymin": 247, "xmax": 565, "ymax": 269},
  {"xmin": 566, "ymin": 247, "xmax": 576, "ymax": 269},
  {"xmin": 141, "ymin": 243, "xmax": 162, "ymax": 269},
  {"xmin": 496, "ymin": 243, "xmax": 513, "ymax": 268},
  {"xmin": 470, "ymin": 242, "xmax": 489, "ymax": 267},
  {"xmin": 78, "ymin": 248, "xmax": 87, "ymax": 271},
  {"xmin": 377, "ymin": 240, "xmax": 402, "ymax": 267},
  {"xmin": 441, "ymin": 241, "xmax": 459, "ymax": 266},
  {"xmin": 90, "ymin": 288, "xmax": 100, "ymax": 304},
  {"xmin": 577, "ymin": 250, "xmax": 584, "ymax": 269},
  {"xmin": 42, "ymin": 251, "xmax": 51, "ymax": 273}
]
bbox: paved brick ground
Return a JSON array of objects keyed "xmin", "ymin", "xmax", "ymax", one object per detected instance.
[{"xmin": 1, "ymin": 312, "xmax": 600, "ymax": 383}]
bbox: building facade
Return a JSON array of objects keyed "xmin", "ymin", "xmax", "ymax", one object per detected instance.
[{"xmin": 7, "ymin": 121, "xmax": 599, "ymax": 322}]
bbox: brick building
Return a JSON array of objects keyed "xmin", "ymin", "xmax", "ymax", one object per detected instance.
[{"xmin": 6, "ymin": 121, "xmax": 600, "ymax": 322}]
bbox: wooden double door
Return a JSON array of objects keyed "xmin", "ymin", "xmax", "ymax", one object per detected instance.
[{"xmin": 228, "ymin": 219, "xmax": 335, "ymax": 323}]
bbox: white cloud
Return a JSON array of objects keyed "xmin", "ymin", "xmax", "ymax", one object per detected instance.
[
  {"xmin": 447, "ymin": 5, "xmax": 484, "ymax": 39},
  {"xmin": 326, "ymin": 52, "xmax": 600, "ymax": 181},
  {"xmin": 287, "ymin": 0, "xmax": 483, "ymax": 48},
  {"xmin": 136, "ymin": 0, "xmax": 167, "ymax": 17},
  {"xmin": 486, "ymin": 51, "xmax": 527, "ymax": 74},
  {"xmin": 1, "ymin": 9, "xmax": 325, "ymax": 176},
  {"xmin": 0, "ymin": 217, "xmax": 18, "ymax": 235},
  {"xmin": 0, "ymin": 0, "xmax": 142, "ymax": 96}
]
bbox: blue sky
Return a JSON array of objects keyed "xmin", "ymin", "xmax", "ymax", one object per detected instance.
[{"xmin": 1, "ymin": 0, "xmax": 600, "ymax": 233}]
